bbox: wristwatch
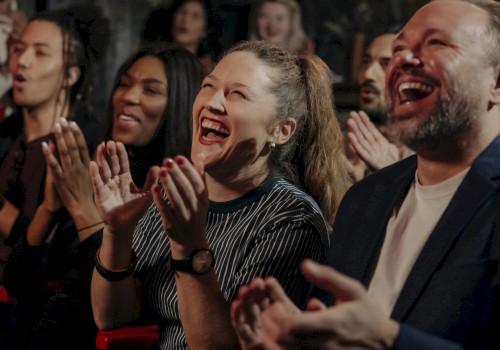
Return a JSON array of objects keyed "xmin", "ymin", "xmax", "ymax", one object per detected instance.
[{"xmin": 170, "ymin": 249, "xmax": 215, "ymax": 275}]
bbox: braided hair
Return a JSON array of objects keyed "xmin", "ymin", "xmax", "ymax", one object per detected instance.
[{"xmin": 31, "ymin": 5, "xmax": 111, "ymax": 118}]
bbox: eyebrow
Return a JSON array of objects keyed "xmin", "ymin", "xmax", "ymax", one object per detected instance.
[
  {"xmin": 395, "ymin": 28, "xmax": 446, "ymax": 43},
  {"xmin": 11, "ymin": 38, "xmax": 51, "ymax": 49},
  {"xmin": 205, "ymin": 74, "xmax": 251, "ymax": 89},
  {"xmin": 122, "ymin": 73, "xmax": 167, "ymax": 86}
]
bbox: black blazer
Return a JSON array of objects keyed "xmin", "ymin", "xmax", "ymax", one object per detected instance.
[{"xmin": 328, "ymin": 136, "xmax": 500, "ymax": 350}]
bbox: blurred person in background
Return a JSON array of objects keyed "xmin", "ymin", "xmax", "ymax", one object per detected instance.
[
  {"xmin": 248, "ymin": 0, "xmax": 313, "ymax": 56},
  {"xmin": 141, "ymin": 0, "xmax": 222, "ymax": 74},
  {"xmin": 0, "ymin": 0, "xmax": 26, "ymax": 122}
]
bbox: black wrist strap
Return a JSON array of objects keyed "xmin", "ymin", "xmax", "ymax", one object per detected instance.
[{"xmin": 95, "ymin": 248, "xmax": 137, "ymax": 282}]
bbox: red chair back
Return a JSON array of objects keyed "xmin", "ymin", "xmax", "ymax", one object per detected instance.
[{"xmin": 95, "ymin": 324, "xmax": 160, "ymax": 350}]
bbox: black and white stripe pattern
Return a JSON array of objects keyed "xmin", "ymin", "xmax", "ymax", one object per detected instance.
[{"xmin": 132, "ymin": 176, "xmax": 329, "ymax": 349}]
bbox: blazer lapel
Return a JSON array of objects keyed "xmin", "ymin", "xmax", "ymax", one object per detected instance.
[
  {"xmin": 391, "ymin": 136, "xmax": 500, "ymax": 321},
  {"xmin": 337, "ymin": 158, "xmax": 416, "ymax": 285}
]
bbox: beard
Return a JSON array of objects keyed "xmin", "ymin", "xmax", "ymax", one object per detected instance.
[{"xmin": 389, "ymin": 75, "xmax": 480, "ymax": 151}]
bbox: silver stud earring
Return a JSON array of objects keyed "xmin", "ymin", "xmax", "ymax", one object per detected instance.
[{"xmin": 269, "ymin": 142, "xmax": 276, "ymax": 150}]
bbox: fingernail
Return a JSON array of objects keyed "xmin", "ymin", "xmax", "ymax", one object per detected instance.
[
  {"xmin": 60, "ymin": 118, "xmax": 68, "ymax": 127},
  {"xmin": 164, "ymin": 159, "xmax": 174, "ymax": 168},
  {"xmin": 153, "ymin": 185, "xmax": 160, "ymax": 193},
  {"xmin": 54, "ymin": 123, "xmax": 62, "ymax": 134},
  {"xmin": 303, "ymin": 260, "xmax": 319, "ymax": 275},
  {"xmin": 41, "ymin": 141, "xmax": 48, "ymax": 150},
  {"xmin": 160, "ymin": 169, "xmax": 167, "ymax": 177},
  {"xmin": 175, "ymin": 157, "xmax": 183, "ymax": 165},
  {"xmin": 69, "ymin": 121, "xmax": 79, "ymax": 131}
]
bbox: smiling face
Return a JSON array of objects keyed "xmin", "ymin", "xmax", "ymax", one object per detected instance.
[
  {"xmin": 172, "ymin": 0, "xmax": 207, "ymax": 52},
  {"xmin": 9, "ymin": 20, "xmax": 65, "ymax": 111},
  {"xmin": 191, "ymin": 50, "xmax": 280, "ymax": 179},
  {"xmin": 386, "ymin": 0, "xmax": 495, "ymax": 149},
  {"xmin": 256, "ymin": 1, "xmax": 292, "ymax": 47},
  {"xmin": 112, "ymin": 56, "xmax": 168, "ymax": 147},
  {"xmin": 358, "ymin": 34, "xmax": 396, "ymax": 122}
]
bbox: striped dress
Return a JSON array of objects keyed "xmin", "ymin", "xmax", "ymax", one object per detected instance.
[{"xmin": 132, "ymin": 176, "xmax": 329, "ymax": 349}]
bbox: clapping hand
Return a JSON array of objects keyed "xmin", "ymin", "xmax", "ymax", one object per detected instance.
[
  {"xmin": 152, "ymin": 155, "xmax": 209, "ymax": 255},
  {"xmin": 89, "ymin": 140, "xmax": 158, "ymax": 237},
  {"xmin": 231, "ymin": 277, "xmax": 302, "ymax": 350},
  {"xmin": 231, "ymin": 260, "xmax": 400, "ymax": 350},
  {"xmin": 42, "ymin": 119, "xmax": 95, "ymax": 216},
  {"xmin": 347, "ymin": 111, "xmax": 401, "ymax": 171}
]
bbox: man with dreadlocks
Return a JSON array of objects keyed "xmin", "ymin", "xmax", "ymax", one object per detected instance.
[
  {"xmin": 0, "ymin": 5, "xmax": 109, "ymax": 249},
  {"xmin": 0, "ymin": 5, "xmax": 109, "ymax": 349}
]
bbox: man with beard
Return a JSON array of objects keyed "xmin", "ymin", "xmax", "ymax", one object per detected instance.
[
  {"xmin": 347, "ymin": 30, "xmax": 414, "ymax": 179},
  {"xmin": 358, "ymin": 32, "xmax": 395, "ymax": 126},
  {"xmin": 230, "ymin": 0, "xmax": 500, "ymax": 349}
]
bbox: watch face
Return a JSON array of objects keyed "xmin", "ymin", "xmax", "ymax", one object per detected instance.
[{"xmin": 192, "ymin": 250, "xmax": 214, "ymax": 274}]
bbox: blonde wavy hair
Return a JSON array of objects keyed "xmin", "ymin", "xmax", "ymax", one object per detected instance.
[{"xmin": 248, "ymin": 0, "xmax": 308, "ymax": 53}]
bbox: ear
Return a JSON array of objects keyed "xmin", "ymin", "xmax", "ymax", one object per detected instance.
[
  {"xmin": 273, "ymin": 118, "xmax": 297, "ymax": 145},
  {"xmin": 66, "ymin": 66, "xmax": 81, "ymax": 88}
]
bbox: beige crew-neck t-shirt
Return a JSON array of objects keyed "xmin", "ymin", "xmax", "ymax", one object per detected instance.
[{"xmin": 367, "ymin": 167, "xmax": 470, "ymax": 317}]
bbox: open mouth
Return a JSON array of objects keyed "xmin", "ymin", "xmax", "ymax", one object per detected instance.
[
  {"xmin": 116, "ymin": 113, "xmax": 140, "ymax": 124},
  {"xmin": 201, "ymin": 118, "xmax": 230, "ymax": 142},
  {"xmin": 14, "ymin": 74, "xmax": 26, "ymax": 83},
  {"xmin": 398, "ymin": 81, "xmax": 434, "ymax": 103},
  {"xmin": 12, "ymin": 74, "xmax": 27, "ymax": 88}
]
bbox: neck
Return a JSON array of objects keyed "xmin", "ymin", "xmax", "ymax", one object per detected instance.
[
  {"xmin": 23, "ymin": 102, "xmax": 69, "ymax": 142},
  {"xmin": 416, "ymin": 114, "xmax": 500, "ymax": 185},
  {"xmin": 175, "ymin": 40, "xmax": 199, "ymax": 55},
  {"xmin": 205, "ymin": 168, "xmax": 270, "ymax": 202}
]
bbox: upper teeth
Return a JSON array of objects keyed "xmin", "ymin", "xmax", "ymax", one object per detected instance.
[
  {"xmin": 119, "ymin": 114, "xmax": 136, "ymax": 122},
  {"xmin": 202, "ymin": 119, "xmax": 229, "ymax": 134},
  {"xmin": 398, "ymin": 82, "xmax": 433, "ymax": 94}
]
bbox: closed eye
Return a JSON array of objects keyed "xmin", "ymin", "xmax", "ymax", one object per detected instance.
[
  {"xmin": 232, "ymin": 90, "xmax": 246, "ymax": 98},
  {"xmin": 428, "ymin": 38, "xmax": 446, "ymax": 46}
]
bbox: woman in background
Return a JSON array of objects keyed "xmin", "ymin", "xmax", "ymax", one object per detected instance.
[
  {"xmin": 248, "ymin": 0, "xmax": 314, "ymax": 55},
  {"xmin": 0, "ymin": 47, "xmax": 203, "ymax": 350},
  {"xmin": 141, "ymin": 0, "xmax": 222, "ymax": 74}
]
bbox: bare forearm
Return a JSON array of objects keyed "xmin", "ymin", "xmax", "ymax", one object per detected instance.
[
  {"xmin": 91, "ymin": 270, "xmax": 142, "ymax": 329},
  {"xmin": 69, "ymin": 202, "xmax": 104, "ymax": 241},
  {"xmin": 176, "ymin": 272, "xmax": 239, "ymax": 350},
  {"xmin": 26, "ymin": 203, "xmax": 57, "ymax": 246},
  {"xmin": 0, "ymin": 198, "xmax": 19, "ymax": 239},
  {"xmin": 91, "ymin": 228, "xmax": 141, "ymax": 329}
]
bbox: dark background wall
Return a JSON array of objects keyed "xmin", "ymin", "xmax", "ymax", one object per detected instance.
[{"xmin": 15, "ymin": 0, "xmax": 430, "ymax": 118}]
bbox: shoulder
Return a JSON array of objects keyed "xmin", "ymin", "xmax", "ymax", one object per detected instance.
[
  {"xmin": 0, "ymin": 111, "xmax": 23, "ymax": 137},
  {"xmin": 251, "ymin": 177, "xmax": 328, "ymax": 239},
  {"xmin": 243, "ymin": 176, "xmax": 326, "ymax": 222},
  {"xmin": 344, "ymin": 154, "xmax": 417, "ymax": 199},
  {"xmin": 209, "ymin": 176, "xmax": 329, "ymax": 241},
  {"xmin": 299, "ymin": 37, "xmax": 315, "ymax": 56},
  {"xmin": 0, "ymin": 112, "xmax": 23, "ymax": 162}
]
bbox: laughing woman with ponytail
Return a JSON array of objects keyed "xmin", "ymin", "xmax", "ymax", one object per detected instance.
[{"xmin": 90, "ymin": 40, "xmax": 352, "ymax": 350}]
